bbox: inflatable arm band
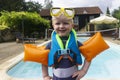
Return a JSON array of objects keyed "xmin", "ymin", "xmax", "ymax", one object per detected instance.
[
  {"xmin": 24, "ymin": 44, "xmax": 50, "ymax": 66},
  {"xmin": 79, "ymin": 32, "xmax": 109, "ymax": 62}
]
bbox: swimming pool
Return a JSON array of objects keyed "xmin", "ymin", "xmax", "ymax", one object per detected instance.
[{"xmin": 7, "ymin": 37, "xmax": 120, "ymax": 79}]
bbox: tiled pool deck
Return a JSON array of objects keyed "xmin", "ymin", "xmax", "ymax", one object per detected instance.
[{"xmin": 0, "ymin": 39, "xmax": 120, "ymax": 80}]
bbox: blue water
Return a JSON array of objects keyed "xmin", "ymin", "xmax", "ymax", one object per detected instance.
[{"xmin": 7, "ymin": 37, "xmax": 120, "ymax": 78}]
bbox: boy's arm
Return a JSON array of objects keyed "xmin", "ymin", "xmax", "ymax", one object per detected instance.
[
  {"xmin": 42, "ymin": 42, "xmax": 52, "ymax": 80},
  {"xmin": 81, "ymin": 59, "xmax": 91, "ymax": 73},
  {"xmin": 42, "ymin": 64, "xmax": 52, "ymax": 80},
  {"xmin": 72, "ymin": 60, "xmax": 91, "ymax": 80}
]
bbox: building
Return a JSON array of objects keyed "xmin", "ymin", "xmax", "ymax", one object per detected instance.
[{"xmin": 39, "ymin": 6, "xmax": 102, "ymax": 31}]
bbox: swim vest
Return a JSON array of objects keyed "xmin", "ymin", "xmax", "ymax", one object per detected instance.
[
  {"xmin": 24, "ymin": 31, "xmax": 109, "ymax": 66},
  {"xmin": 48, "ymin": 29, "xmax": 82, "ymax": 66}
]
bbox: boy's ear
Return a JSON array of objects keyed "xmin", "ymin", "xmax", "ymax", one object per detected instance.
[
  {"xmin": 52, "ymin": 22, "xmax": 54, "ymax": 28},
  {"xmin": 52, "ymin": 24, "xmax": 55, "ymax": 28}
]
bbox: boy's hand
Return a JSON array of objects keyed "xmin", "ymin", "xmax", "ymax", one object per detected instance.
[
  {"xmin": 72, "ymin": 69, "xmax": 86, "ymax": 80},
  {"xmin": 43, "ymin": 76, "xmax": 52, "ymax": 80}
]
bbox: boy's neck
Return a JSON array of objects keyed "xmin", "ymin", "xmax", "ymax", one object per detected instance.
[{"xmin": 60, "ymin": 36, "xmax": 69, "ymax": 40}]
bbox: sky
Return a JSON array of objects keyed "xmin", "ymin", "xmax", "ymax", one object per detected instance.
[{"xmin": 25, "ymin": 0, "xmax": 120, "ymax": 14}]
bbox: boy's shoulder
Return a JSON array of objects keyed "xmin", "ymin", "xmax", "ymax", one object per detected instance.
[
  {"xmin": 77, "ymin": 40, "xmax": 83, "ymax": 47},
  {"xmin": 46, "ymin": 41, "xmax": 51, "ymax": 49}
]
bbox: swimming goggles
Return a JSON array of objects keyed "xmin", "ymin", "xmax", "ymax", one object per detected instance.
[{"xmin": 50, "ymin": 7, "xmax": 75, "ymax": 18}]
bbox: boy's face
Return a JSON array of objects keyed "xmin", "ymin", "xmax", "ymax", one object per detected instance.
[{"xmin": 52, "ymin": 16, "xmax": 74, "ymax": 37}]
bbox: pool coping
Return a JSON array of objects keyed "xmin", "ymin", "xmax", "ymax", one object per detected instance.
[{"xmin": 0, "ymin": 40, "xmax": 120, "ymax": 80}]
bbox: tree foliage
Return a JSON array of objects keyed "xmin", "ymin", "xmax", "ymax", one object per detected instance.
[
  {"xmin": 0, "ymin": 0, "xmax": 25, "ymax": 11},
  {"xmin": 106, "ymin": 7, "xmax": 110, "ymax": 15},
  {"xmin": 112, "ymin": 7, "xmax": 120, "ymax": 19},
  {"xmin": 0, "ymin": 0, "xmax": 42, "ymax": 13},
  {"xmin": 0, "ymin": 11, "xmax": 50, "ymax": 35},
  {"xmin": 112, "ymin": 7, "xmax": 120, "ymax": 27},
  {"xmin": 23, "ymin": 1, "xmax": 42, "ymax": 13},
  {"xmin": 43, "ymin": 0, "xmax": 53, "ymax": 9}
]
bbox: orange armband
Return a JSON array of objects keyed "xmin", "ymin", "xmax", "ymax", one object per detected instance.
[
  {"xmin": 24, "ymin": 44, "xmax": 49, "ymax": 66},
  {"xmin": 79, "ymin": 32, "xmax": 109, "ymax": 62}
]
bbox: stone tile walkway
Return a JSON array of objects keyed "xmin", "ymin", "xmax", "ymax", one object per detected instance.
[{"xmin": 0, "ymin": 39, "xmax": 45, "ymax": 64}]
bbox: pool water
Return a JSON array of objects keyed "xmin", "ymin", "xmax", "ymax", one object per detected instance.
[
  {"xmin": 8, "ymin": 61, "xmax": 44, "ymax": 78},
  {"xmin": 7, "ymin": 37, "xmax": 120, "ymax": 78}
]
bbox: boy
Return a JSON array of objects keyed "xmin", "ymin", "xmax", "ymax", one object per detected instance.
[{"xmin": 42, "ymin": 7, "xmax": 91, "ymax": 80}]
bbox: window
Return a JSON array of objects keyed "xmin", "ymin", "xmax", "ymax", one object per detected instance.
[
  {"xmin": 89, "ymin": 16, "xmax": 94, "ymax": 20},
  {"xmin": 74, "ymin": 16, "xmax": 79, "ymax": 25}
]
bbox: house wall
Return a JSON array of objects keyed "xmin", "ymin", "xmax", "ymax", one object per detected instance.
[{"xmin": 75, "ymin": 14, "xmax": 100, "ymax": 31}]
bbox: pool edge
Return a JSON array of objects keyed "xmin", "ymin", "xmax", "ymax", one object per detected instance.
[{"xmin": 0, "ymin": 40, "xmax": 120, "ymax": 80}]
